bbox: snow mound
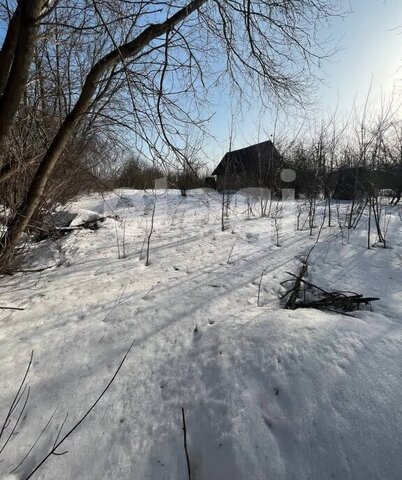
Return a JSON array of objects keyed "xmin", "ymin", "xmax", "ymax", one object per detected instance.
[{"xmin": 70, "ymin": 209, "xmax": 103, "ymax": 226}]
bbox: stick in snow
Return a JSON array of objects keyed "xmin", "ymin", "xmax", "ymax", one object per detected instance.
[
  {"xmin": 285, "ymin": 261, "xmax": 309, "ymax": 310},
  {"xmin": 181, "ymin": 407, "xmax": 192, "ymax": 480}
]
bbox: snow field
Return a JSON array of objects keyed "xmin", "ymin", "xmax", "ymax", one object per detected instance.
[{"xmin": 0, "ymin": 190, "xmax": 401, "ymax": 479}]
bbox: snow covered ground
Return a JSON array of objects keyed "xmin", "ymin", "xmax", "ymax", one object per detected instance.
[{"xmin": 0, "ymin": 189, "xmax": 401, "ymax": 480}]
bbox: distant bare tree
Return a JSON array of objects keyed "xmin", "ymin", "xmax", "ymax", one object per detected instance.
[
  {"xmin": 145, "ymin": 193, "xmax": 156, "ymax": 266},
  {"xmin": 173, "ymin": 135, "xmax": 206, "ymax": 197}
]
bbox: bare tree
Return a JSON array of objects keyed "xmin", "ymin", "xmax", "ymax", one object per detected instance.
[
  {"xmin": 271, "ymin": 200, "xmax": 283, "ymax": 247},
  {"xmin": 145, "ymin": 193, "xmax": 156, "ymax": 266}
]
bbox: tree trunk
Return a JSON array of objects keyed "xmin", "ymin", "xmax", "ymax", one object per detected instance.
[
  {"xmin": 0, "ymin": 4, "xmax": 21, "ymax": 96},
  {"xmin": 0, "ymin": 0, "xmax": 44, "ymax": 150}
]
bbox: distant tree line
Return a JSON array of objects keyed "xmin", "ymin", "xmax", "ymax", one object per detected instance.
[
  {"xmin": 115, "ymin": 156, "xmax": 207, "ymax": 195},
  {"xmin": 281, "ymin": 112, "xmax": 402, "ymax": 203}
]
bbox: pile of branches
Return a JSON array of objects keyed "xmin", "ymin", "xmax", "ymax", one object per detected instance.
[{"xmin": 281, "ymin": 262, "xmax": 379, "ymax": 313}]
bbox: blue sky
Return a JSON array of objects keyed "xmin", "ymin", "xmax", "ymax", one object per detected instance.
[
  {"xmin": 1, "ymin": 1, "xmax": 400, "ymax": 164},
  {"xmin": 206, "ymin": 0, "xmax": 402, "ymax": 161},
  {"xmin": 318, "ymin": 0, "xmax": 401, "ymax": 114}
]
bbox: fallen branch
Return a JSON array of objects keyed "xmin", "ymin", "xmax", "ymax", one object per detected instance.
[
  {"xmin": 56, "ymin": 217, "xmax": 106, "ymax": 233},
  {"xmin": 282, "ymin": 269, "xmax": 379, "ymax": 313},
  {"xmin": 0, "ymin": 265, "xmax": 55, "ymax": 276},
  {"xmin": 0, "ymin": 305, "xmax": 24, "ymax": 310},
  {"xmin": 296, "ymin": 292, "xmax": 379, "ymax": 311}
]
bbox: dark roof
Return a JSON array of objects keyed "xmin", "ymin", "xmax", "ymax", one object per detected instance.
[{"xmin": 212, "ymin": 140, "xmax": 281, "ymax": 176}]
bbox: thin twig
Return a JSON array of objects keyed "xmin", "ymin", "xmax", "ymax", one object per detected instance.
[
  {"xmin": 142, "ymin": 282, "xmax": 160, "ymax": 299},
  {"xmin": 227, "ymin": 236, "xmax": 238, "ymax": 263},
  {"xmin": 257, "ymin": 266, "xmax": 269, "ymax": 307},
  {"xmin": 0, "ymin": 387, "xmax": 30, "ymax": 455},
  {"xmin": 23, "ymin": 340, "xmax": 135, "ymax": 480},
  {"xmin": 11, "ymin": 408, "xmax": 59, "ymax": 473},
  {"xmin": 181, "ymin": 407, "xmax": 192, "ymax": 480},
  {"xmin": 0, "ymin": 351, "xmax": 33, "ymax": 442}
]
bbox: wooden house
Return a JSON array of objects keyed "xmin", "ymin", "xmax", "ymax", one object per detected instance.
[{"xmin": 211, "ymin": 140, "xmax": 283, "ymax": 192}]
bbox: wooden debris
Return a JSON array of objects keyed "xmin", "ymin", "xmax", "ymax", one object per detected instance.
[
  {"xmin": 56, "ymin": 217, "xmax": 106, "ymax": 233},
  {"xmin": 281, "ymin": 269, "xmax": 379, "ymax": 313}
]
